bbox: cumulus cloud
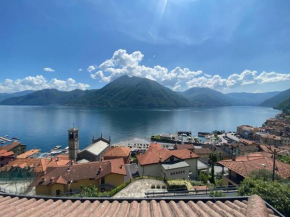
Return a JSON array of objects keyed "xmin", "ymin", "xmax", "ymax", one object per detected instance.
[
  {"xmin": 78, "ymin": 68, "xmax": 83, "ymax": 72},
  {"xmin": 87, "ymin": 66, "xmax": 96, "ymax": 73},
  {"xmin": 88, "ymin": 49, "xmax": 290, "ymax": 91},
  {"xmin": 43, "ymin": 67, "xmax": 55, "ymax": 72},
  {"xmin": 0, "ymin": 75, "xmax": 90, "ymax": 93}
]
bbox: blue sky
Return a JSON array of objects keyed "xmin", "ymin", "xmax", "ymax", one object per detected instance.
[{"xmin": 0, "ymin": 0, "xmax": 290, "ymax": 93}]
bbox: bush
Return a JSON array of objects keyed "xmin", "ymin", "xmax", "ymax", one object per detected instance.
[
  {"xmin": 167, "ymin": 180, "xmax": 193, "ymax": 191},
  {"xmin": 80, "ymin": 185, "xmax": 99, "ymax": 197},
  {"xmin": 198, "ymin": 173, "xmax": 209, "ymax": 184},
  {"xmin": 279, "ymin": 155, "xmax": 290, "ymax": 164},
  {"xmin": 249, "ymin": 169, "xmax": 283, "ymax": 182},
  {"xmin": 162, "ymin": 185, "xmax": 166, "ymax": 189},
  {"xmin": 190, "ymin": 180, "xmax": 203, "ymax": 186},
  {"xmin": 209, "ymin": 190, "xmax": 225, "ymax": 197},
  {"xmin": 238, "ymin": 178, "xmax": 290, "ymax": 216}
]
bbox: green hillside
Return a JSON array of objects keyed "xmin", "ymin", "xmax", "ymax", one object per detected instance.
[
  {"xmin": 71, "ymin": 75, "xmax": 191, "ymax": 107},
  {"xmin": 181, "ymin": 87, "xmax": 235, "ymax": 106},
  {"xmin": 0, "ymin": 89, "xmax": 93, "ymax": 105},
  {"xmin": 260, "ymin": 88, "xmax": 290, "ymax": 107},
  {"xmin": 0, "ymin": 90, "xmax": 34, "ymax": 102},
  {"xmin": 276, "ymin": 98, "xmax": 290, "ymax": 110}
]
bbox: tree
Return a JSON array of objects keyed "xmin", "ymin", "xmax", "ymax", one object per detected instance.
[
  {"xmin": 249, "ymin": 169, "xmax": 283, "ymax": 182},
  {"xmin": 209, "ymin": 153, "xmax": 217, "ymax": 185},
  {"xmin": 238, "ymin": 178, "xmax": 290, "ymax": 215},
  {"xmin": 80, "ymin": 185, "xmax": 99, "ymax": 197}
]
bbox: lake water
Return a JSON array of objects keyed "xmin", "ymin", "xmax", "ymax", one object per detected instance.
[{"xmin": 0, "ymin": 106, "xmax": 280, "ymax": 151}]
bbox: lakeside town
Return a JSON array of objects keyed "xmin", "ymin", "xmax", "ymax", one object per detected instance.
[{"xmin": 0, "ymin": 110, "xmax": 289, "ymax": 194}]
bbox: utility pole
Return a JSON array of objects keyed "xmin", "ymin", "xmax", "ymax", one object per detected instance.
[{"xmin": 272, "ymin": 149, "xmax": 276, "ymax": 181}]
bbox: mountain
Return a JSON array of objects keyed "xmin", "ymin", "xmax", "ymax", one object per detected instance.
[
  {"xmin": 71, "ymin": 75, "xmax": 191, "ymax": 107},
  {"xmin": 226, "ymin": 91, "xmax": 280, "ymax": 106},
  {"xmin": 181, "ymin": 87, "xmax": 235, "ymax": 106},
  {"xmin": 0, "ymin": 90, "xmax": 35, "ymax": 102},
  {"xmin": 260, "ymin": 88, "xmax": 290, "ymax": 107},
  {"xmin": 276, "ymin": 98, "xmax": 290, "ymax": 110},
  {"xmin": 0, "ymin": 89, "xmax": 94, "ymax": 105}
]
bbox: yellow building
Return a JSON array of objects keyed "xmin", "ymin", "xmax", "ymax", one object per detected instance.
[{"xmin": 31, "ymin": 158, "xmax": 126, "ymax": 196}]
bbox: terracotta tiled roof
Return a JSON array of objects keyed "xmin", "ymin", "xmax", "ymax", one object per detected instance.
[
  {"xmin": 0, "ymin": 194, "xmax": 278, "ymax": 217},
  {"xmin": 194, "ymin": 148, "xmax": 212, "ymax": 155},
  {"xmin": 148, "ymin": 143, "xmax": 162, "ymax": 150},
  {"xmin": 218, "ymin": 152, "xmax": 290, "ymax": 178},
  {"xmin": 16, "ymin": 149, "xmax": 41, "ymax": 159},
  {"xmin": 0, "ymin": 150, "xmax": 14, "ymax": 157},
  {"xmin": 175, "ymin": 144, "xmax": 195, "ymax": 150},
  {"xmin": 31, "ymin": 159, "xmax": 126, "ymax": 187},
  {"xmin": 103, "ymin": 147, "xmax": 131, "ymax": 158},
  {"xmin": 137, "ymin": 146, "xmax": 198, "ymax": 166},
  {"xmin": 0, "ymin": 142, "xmax": 22, "ymax": 152},
  {"xmin": 0, "ymin": 158, "xmax": 50, "ymax": 173}
]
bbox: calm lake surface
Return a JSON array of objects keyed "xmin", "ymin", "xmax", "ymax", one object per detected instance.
[{"xmin": 0, "ymin": 106, "xmax": 280, "ymax": 151}]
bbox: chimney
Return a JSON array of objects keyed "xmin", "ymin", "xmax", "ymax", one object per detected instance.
[
  {"xmin": 120, "ymin": 165, "xmax": 123, "ymax": 169},
  {"xmin": 232, "ymin": 154, "xmax": 236, "ymax": 161}
]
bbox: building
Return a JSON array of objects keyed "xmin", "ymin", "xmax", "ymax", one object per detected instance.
[
  {"xmin": 281, "ymin": 136, "xmax": 290, "ymax": 146},
  {"xmin": 103, "ymin": 147, "xmax": 131, "ymax": 164},
  {"xmin": 0, "ymin": 150, "xmax": 14, "ymax": 167},
  {"xmin": 16, "ymin": 149, "xmax": 41, "ymax": 159},
  {"xmin": 0, "ymin": 194, "xmax": 282, "ymax": 216},
  {"xmin": 68, "ymin": 127, "xmax": 79, "ymax": 161},
  {"xmin": 174, "ymin": 144, "xmax": 195, "ymax": 151},
  {"xmin": 194, "ymin": 148, "xmax": 212, "ymax": 159},
  {"xmin": 31, "ymin": 158, "xmax": 126, "ymax": 196},
  {"xmin": 255, "ymin": 133, "xmax": 282, "ymax": 146},
  {"xmin": 218, "ymin": 152, "xmax": 290, "ymax": 186},
  {"xmin": 221, "ymin": 143, "xmax": 259, "ymax": 157},
  {"xmin": 237, "ymin": 125, "xmax": 258, "ymax": 139},
  {"xmin": 78, "ymin": 135, "xmax": 110, "ymax": 162},
  {"xmin": 0, "ymin": 141, "xmax": 26, "ymax": 156},
  {"xmin": 136, "ymin": 143, "xmax": 199, "ymax": 179}
]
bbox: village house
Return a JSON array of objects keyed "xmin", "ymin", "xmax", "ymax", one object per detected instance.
[
  {"xmin": 16, "ymin": 149, "xmax": 41, "ymax": 159},
  {"xmin": 236, "ymin": 125, "xmax": 258, "ymax": 139},
  {"xmin": 0, "ymin": 141, "xmax": 26, "ymax": 156},
  {"xmin": 221, "ymin": 143, "xmax": 260, "ymax": 157},
  {"xmin": 194, "ymin": 148, "xmax": 212, "ymax": 160},
  {"xmin": 0, "ymin": 155, "xmax": 70, "ymax": 180},
  {"xmin": 174, "ymin": 144, "xmax": 195, "ymax": 151},
  {"xmin": 31, "ymin": 158, "xmax": 126, "ymax": 196},
  {"xmin": 218, "ymin": 152, "xmax": 290, "ymax": 186},
  {"xmin": 136, "ymin": 143, "xmax": 199, "ymax": 180},
  {"xmin": 103, "ymin": 146, "xmax": 131, "ymax": 164},
  {"xmin": 0, "ymin": 150, "xmax": 14, "ymax": 167},
  {"xmin": 255, "ymin": 133, "xmax": 282, "ymax": 146}
]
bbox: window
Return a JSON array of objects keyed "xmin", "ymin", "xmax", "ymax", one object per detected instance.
[
  {"xmin": 101, "ymin": 177, "xmax": 105, "ymax": 185},
  {"xmin": 170, "ymin": 156, "xmax": 174, "ymax": 162}
]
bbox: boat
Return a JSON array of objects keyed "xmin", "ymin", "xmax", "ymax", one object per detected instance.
[
  {"xmin": 198, "ymin": 132, "xmax": 211, "ymax": 137},
  {"xmin": 12, "ymin": 137, "xmax": 20, "ymax": 140},
  {"xmin": 64, "ymin": 146, "xmax": 69, "ymax": 150},
  {"xmin": 54, "ymin": 145, "xmax": 61, "ymax": 150}
]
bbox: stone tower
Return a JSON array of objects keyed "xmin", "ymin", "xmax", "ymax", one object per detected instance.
[{"xmin": 68, "ymin": 127, "xmax": 79, "ymax": 161}]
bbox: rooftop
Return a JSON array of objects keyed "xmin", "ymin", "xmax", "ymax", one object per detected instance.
[
  {"xmin": 31, "ymin": 158, "xmax": 126, "ymax": 187},
  {"xmin": 161, "ymin": 161, "xmax": 189, "ymax": 170},
  {"xmin": 0, "ymin": 194, "xmax": 281, "ymax": 217},
  {"xmin": 82, "ymin": 140, "xmax": 109, "ymax": 156},
  {"xmin": 103, "ymin": 147, "xmax": 131, "ymax": 158},
  {"xmin": 137, "ymin": 145, "xmax": 199, "ymax": 166},
  {"xmin": 175, "ymin": 144, "xmax": 195, "ymax": 150},
  {"xmin": 16, "ymin": 149, "xmax": 41, "ymax": 159},
  {"xmin": 0, "ymin": 141, "xmax": 23, "ymax": 152},
  {"xmin": 218, "ymin": 152, "xmax": 290, "ymax": 178},
  {"xmin": 0, "ymin": 149, "xmax": 14, "ymax": 157}
]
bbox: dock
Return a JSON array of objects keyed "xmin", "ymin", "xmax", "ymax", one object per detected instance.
[{"xmin": 0, "ymin": 137, "xmax": 11, "ymax": 142}]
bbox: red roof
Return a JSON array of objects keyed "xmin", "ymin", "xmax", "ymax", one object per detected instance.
[
  {"xmin": 103, "ymin": 147, "xmax": 131, "ymax": 158},
  {"xmin": 0, "ymin": 142, "xmax": 22, "ymax": 152},
  {"xmin": 137, "ymin": 146, "xmax": 198, "ymax": 166},
  {"xmin": 0, "ymin": 149, "xmax": 14, "ymax": 157},
  {"xmin": 16, "ymin": 149, "xmax": 41, "ymax": 159},
  {"xmin": 219, "ymin": 152, "xmax": 290, "ymax": 179}
]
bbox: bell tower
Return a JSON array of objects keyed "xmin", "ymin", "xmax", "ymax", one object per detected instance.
[{"xmin": 68, "ymin": 126, "xmax": 79, "ymax": 161}]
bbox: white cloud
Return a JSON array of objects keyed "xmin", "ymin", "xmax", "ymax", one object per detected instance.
[
  {"xmin": 0, "ymin": 75, "xmax": 90, "ymax": 93},
  {"xmin": 253, "ymin": 90, "xmax": 262, "ymax": 93},
  {"xmin": 78, "ymin": 68, "xmax": 83, "ymax": 72},
  {"xmin": 88, "ymin": 49, "xmax": 290, "ymax": 91},
  {"xmin": 43, "ymin": 67, "xmax": 55, "ymax": 72},
  {"xmin": 87, "ymin": 66, "xmax": 96, "ymax": 73}
]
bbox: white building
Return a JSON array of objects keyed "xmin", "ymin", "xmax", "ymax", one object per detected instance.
[{"xmin": 136, "ymin": 143, "xmax": 199, "ymax": 179}]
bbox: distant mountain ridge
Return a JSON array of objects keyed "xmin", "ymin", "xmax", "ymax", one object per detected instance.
[
  {"xmin": 0, "ymin": 90, "xmax": 35, "ymax": 102},
  {"xmin": 260, "ymin": 88, "xmax": 290, "ymax": 107},
  {"xmin": 0, "ymin": 75, "xmax": 283, "ymax": 108}
]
